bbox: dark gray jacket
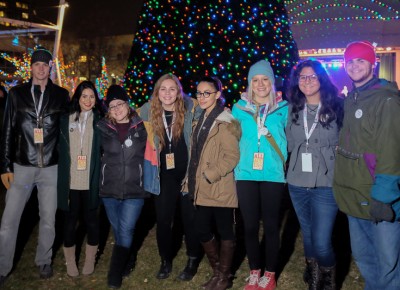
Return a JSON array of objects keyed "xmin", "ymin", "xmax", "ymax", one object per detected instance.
[{"xmin": 286, "ymin": 104, "xmax": 339, "ymax": 188}]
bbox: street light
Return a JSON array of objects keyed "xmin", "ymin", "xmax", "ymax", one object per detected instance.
[{"xmin": 52, "ymin": 0, "xmax": 69, "ymax": 85}]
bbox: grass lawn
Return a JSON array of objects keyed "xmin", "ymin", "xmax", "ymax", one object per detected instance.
[{"xmin": 0, "ymin": 187, "xmax": 364, "ymax": 290}]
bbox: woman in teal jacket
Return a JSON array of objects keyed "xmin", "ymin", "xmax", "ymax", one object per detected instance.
[{"xmin": 232, "ymin": 60, "xmax": 288, "ymax": 290}]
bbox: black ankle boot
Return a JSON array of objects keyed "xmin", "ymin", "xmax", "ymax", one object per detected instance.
[
  {"xmin": 320, "ymin": 265, "xmax": 336, "ymax": 290},
  {"xmin": 177, "ymin": 256, "xmax": 200, "ymax": 281},
  {"xmin": 156, "ymin": 260, "xmax": 172, "ymax": 279}
]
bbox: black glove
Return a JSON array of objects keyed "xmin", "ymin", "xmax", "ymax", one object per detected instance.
[{"xmin": 369, "ymin": 198, "xmax": 395, "ymax": 223}]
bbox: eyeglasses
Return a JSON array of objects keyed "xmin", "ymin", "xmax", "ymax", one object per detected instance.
[
  {"xmin": 109, "ymin": 102, "xmax": 126, "ymax": 111},
  {"xmin": 196, "ymin": 91, "xmax": 217, "ymax": 99},
  {"xmin": 298, "ymin": 74, "xmax": 319, "ymax": 83}
]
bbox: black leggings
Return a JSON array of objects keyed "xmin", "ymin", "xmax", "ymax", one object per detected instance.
[
  {"xmin": 237, "ymin": 181, "xmax": 284, "ymax": 272},
  {"xmin": 63, "ymin": 190, "xmax": 99, "ymax": 247},
  {"xmin": 195, "ymin": 205, "xmax": 235, "ymax": 243},
  {"xmin": 155, "ymin": 172, "xmax": 201, "ymax": 261}
]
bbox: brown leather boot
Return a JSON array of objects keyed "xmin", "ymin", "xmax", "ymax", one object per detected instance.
[
  {"xmin": 212, "ymin": 240, "xmax": 235, "ymax": 290},
  {"xmin": 201, "ymin": 237, "xmax": 220, "ymax": 289}
]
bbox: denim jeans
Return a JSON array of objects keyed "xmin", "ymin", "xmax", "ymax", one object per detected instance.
[
  {"xmin": 348, "ymin": 216, "xmax": 400, "ymax": 290},
  {"xmin": 288, "ymin": 184, "xmax": 338, "ymax": 267},
  {"xmin": 102, "ymin": 198, "xmax": 144, "ymax": 248},
  {"xmin": 0, "ymin": 164, "xmax": 58, "ymax": 276}
]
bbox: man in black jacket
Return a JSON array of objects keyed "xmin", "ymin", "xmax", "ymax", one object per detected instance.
[{"xmin": 0, "ymin": 48, "xmax": 69, "ymax": 286}]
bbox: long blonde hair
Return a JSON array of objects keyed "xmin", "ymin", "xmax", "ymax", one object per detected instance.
[
  {"xmin": 247, "ymin": 79, "xmax": 278, "ymax": 111},
  {"xmin": 150, "ymin": 73, "xmax": 185, "ymax": 149}
]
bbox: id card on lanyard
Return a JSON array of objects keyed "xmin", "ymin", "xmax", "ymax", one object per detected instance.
[
  {"xmin": 162, "ymin": 111, "xmax": 175, "ymax": 170},
  {"xmin": 31, "ymin": 86, "xmax": 44, "ymax": 144},
  {"xmin": 302, "ymin": 103, "xmax": 321, "ymax": 173},
  {"xmin": 253, "ymin": 104, "xmax": 269, "ymax": 170},
  {"xmin": 76, "ymin": 112, "xmax": 89, "ymax": 170}
]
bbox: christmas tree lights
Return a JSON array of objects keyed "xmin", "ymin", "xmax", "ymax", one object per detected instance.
[{"xmin": 124, "ymin": 0, "xmax": 299, "ymax": 107}]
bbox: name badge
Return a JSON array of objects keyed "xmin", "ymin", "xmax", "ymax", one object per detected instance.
[
  {"xmin": 77, "ymin": 155, "xmax": 87, "ymax": 171},
  {"xmin": 34, "ymin": 128, "xmax": 44, "ymax": 144},
  {"xmin": 302, "ymin": 153, "xmax": 313, "ymax": 172},
  {"xmin": 253, "ymin": 152, "xmax": 264, "ymax": 170},
  {"xmin": 166, "ymin": 153, "xmax": 175, "ymax": 170}
]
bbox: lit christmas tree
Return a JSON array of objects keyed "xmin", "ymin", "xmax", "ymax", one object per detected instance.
[
  {"xmin": 124, "ymin": 0, "xmax": 299, "ymax": 107},
  {"xmin": 96, "ymin": 56, "xmax": 109, "ymax": 99}
]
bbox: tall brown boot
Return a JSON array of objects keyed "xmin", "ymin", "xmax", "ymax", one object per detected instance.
[
  {"xmin": 82, "ymin": 244, "xmax": 98, "ymax": 275},
  {"xmin": 320, "ymin": 265, "xmax": 336, "ymax": 290},
  {"xmin": 201, "ymin": 237, "xmax": 219, "ymax": 289},
  {"xmin": 63, "ymin": 246, "xmax": 79, "ymax": 277},
  {"xmin": 213, "ymin": 240, "xmax": 235, "ymax": 290}
]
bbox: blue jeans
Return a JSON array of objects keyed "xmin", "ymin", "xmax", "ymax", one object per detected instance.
[
  {"xmin": 288, "ymin": 184, "xmax": 338, "ymax": 267},
  {"xmin": 102, "ymin": 198, "xmax": 144, "ymax": 248},
  {"xmin": 348, "ymin": 216, "xmax": 400, "ymax": 290}
]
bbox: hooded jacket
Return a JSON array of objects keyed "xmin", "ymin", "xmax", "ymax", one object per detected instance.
[
  {"xmin": 232, "ymin": 97, "xmax": 288, "ymax": 183},
  {"xmin": 190, "ymin": 110, "xmax": 241, "ymax": 208},
  {"xmin": 333, "ymin": 78, "xmax": 400, "ymax": 220},
  {"xmin": 97, "ymin": 115, "xmax": 149, "ymax": 200}
]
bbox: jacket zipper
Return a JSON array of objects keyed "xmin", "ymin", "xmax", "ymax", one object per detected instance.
[{"xmin": 101, "ymin": 164, "xmax": 106, "ymax": 185}]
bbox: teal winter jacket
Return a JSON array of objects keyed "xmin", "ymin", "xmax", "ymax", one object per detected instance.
[{"xmin": 232, "ymin": 97, "xmax": 288, "ymax": 182}]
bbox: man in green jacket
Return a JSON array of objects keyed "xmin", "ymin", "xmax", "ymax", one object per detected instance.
[{"xmin": 333, "ymin": 41, "xmax": 400, "ymax": 290}]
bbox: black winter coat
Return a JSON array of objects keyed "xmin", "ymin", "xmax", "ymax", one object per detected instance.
[{"xmin": 97, "ymin": 116, "xmax": 149, "ymax": 200}]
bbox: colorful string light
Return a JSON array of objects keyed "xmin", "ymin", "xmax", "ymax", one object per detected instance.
[
  {"xmin": 124, "ymin": 0, "xmax": 299, "ymax": 107},
  {"xmin": 96, "ymin": 56, "xmax": 109, "ymax": 99}
]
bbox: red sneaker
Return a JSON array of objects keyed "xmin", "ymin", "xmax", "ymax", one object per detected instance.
[
  {"xmin": 244, "ymin": 269, "xmax": 261, "ymax": 290},
  {"xmin": 257, "ymin": 271, "xmax": 276, "ymax": 290}
]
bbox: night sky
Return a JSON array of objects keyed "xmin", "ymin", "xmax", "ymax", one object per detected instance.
[{"xmin": 35, "ymin": 0, "xmax": 144, "ymax": 38}]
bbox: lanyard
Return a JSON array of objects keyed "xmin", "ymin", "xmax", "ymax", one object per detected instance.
[
  {"xmin": 256, "ymin": 104, "xmax": 269, "ymax": 150},
  {"xmin": 77, "ymin": 111, "xmax": 90, "ymax": 155},
  {"xmin": 31, "ymin": 85, "xmax": 44, "ymax": 127},
  {"xmin": 162, "ymin": 111, "xmax": 175, "ymax": 152},
  {"xmin": 303, "ymin": 103, "xmax": 321, "ymax": 150}
]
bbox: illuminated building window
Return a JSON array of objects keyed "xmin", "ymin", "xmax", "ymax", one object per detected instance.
[
  {"xmin": 21, "ymin": 3, "xmax": 28, "ymax": 9},
  {"xmin": 79, "ymin": 55, "xmax": 87, "ymax": 63},
  {"xmin": 0, "ymin": 2, "xmax": 6, "ymax": 8},
  {"xmin": 21, "ymin": 12, "xmax": 28, "ymax": 19},
  {"xmin": 0, "ymin": 11, "xmax": 4, "ymax": 17},
  {"xmin": 15, "ymin": 2, "xmax": 21, "ymax": 8}
]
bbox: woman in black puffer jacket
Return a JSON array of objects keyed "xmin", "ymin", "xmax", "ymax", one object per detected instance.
[{"xmin": 97, "ymin": 85, "xmax": 148, "ymax": 289}]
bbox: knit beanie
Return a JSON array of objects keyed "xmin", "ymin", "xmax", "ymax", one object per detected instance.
[
  {"xmin": 105, "ymin": 85, "xmax": 129, "ymax": 107},
  {"xmin": 31, "ymin": 47, "xmax": 53, "ymax": 66},
  {"xmin": 248, "ymin": 59, "xmax": 275, "ymax": 85},
  {"xmin": 344, "ymin": 41, "xmax": 376, "ymax": 65}
]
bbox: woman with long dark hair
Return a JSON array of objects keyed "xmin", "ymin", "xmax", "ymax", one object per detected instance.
[
  {"xmin": 58, "ymin": 81, "xmax": 103, "ymax": 277},
  {"xmin": 286, "ymin": 59, "xmax": 343, "ymax": 289}
]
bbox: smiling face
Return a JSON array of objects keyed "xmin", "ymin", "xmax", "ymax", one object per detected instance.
[
  {"xmin": 298, "ymin": 67, "xmax": 321, "ymax": 104},
  {"xmin": 158, "ymin": 78, "xmax": 178, "ymax": 110},
  {"xmin": 251, "ymin": 74, "xmax": 272, "ymax": 104},
  {"xmin": 109, "ymin": 99, "xmax": 129, "ymax": 123},
  {"xmin": 31, "ymin": 61, "xmax": 50, "ymax": 85},
  {"xmin": 79, "ymin": 88, "xmax": 96, "ymax": 112},
  {"xmin": 345, "ymin": 58, "xmax": 374, "ymax": 88},
  {"xmin": 196, "ymin": 81, "xmax": 221, "ymax": 114}
]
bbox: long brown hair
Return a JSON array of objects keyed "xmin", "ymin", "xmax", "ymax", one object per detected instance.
[{"xmin": 150, "ymin": 73, "xmax": 185, "ymax": 149}]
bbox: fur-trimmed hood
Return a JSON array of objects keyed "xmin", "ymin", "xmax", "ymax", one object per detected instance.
[{"xmin": 213, "ymin": 109, "xmax": 242, "ymax": 141}]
